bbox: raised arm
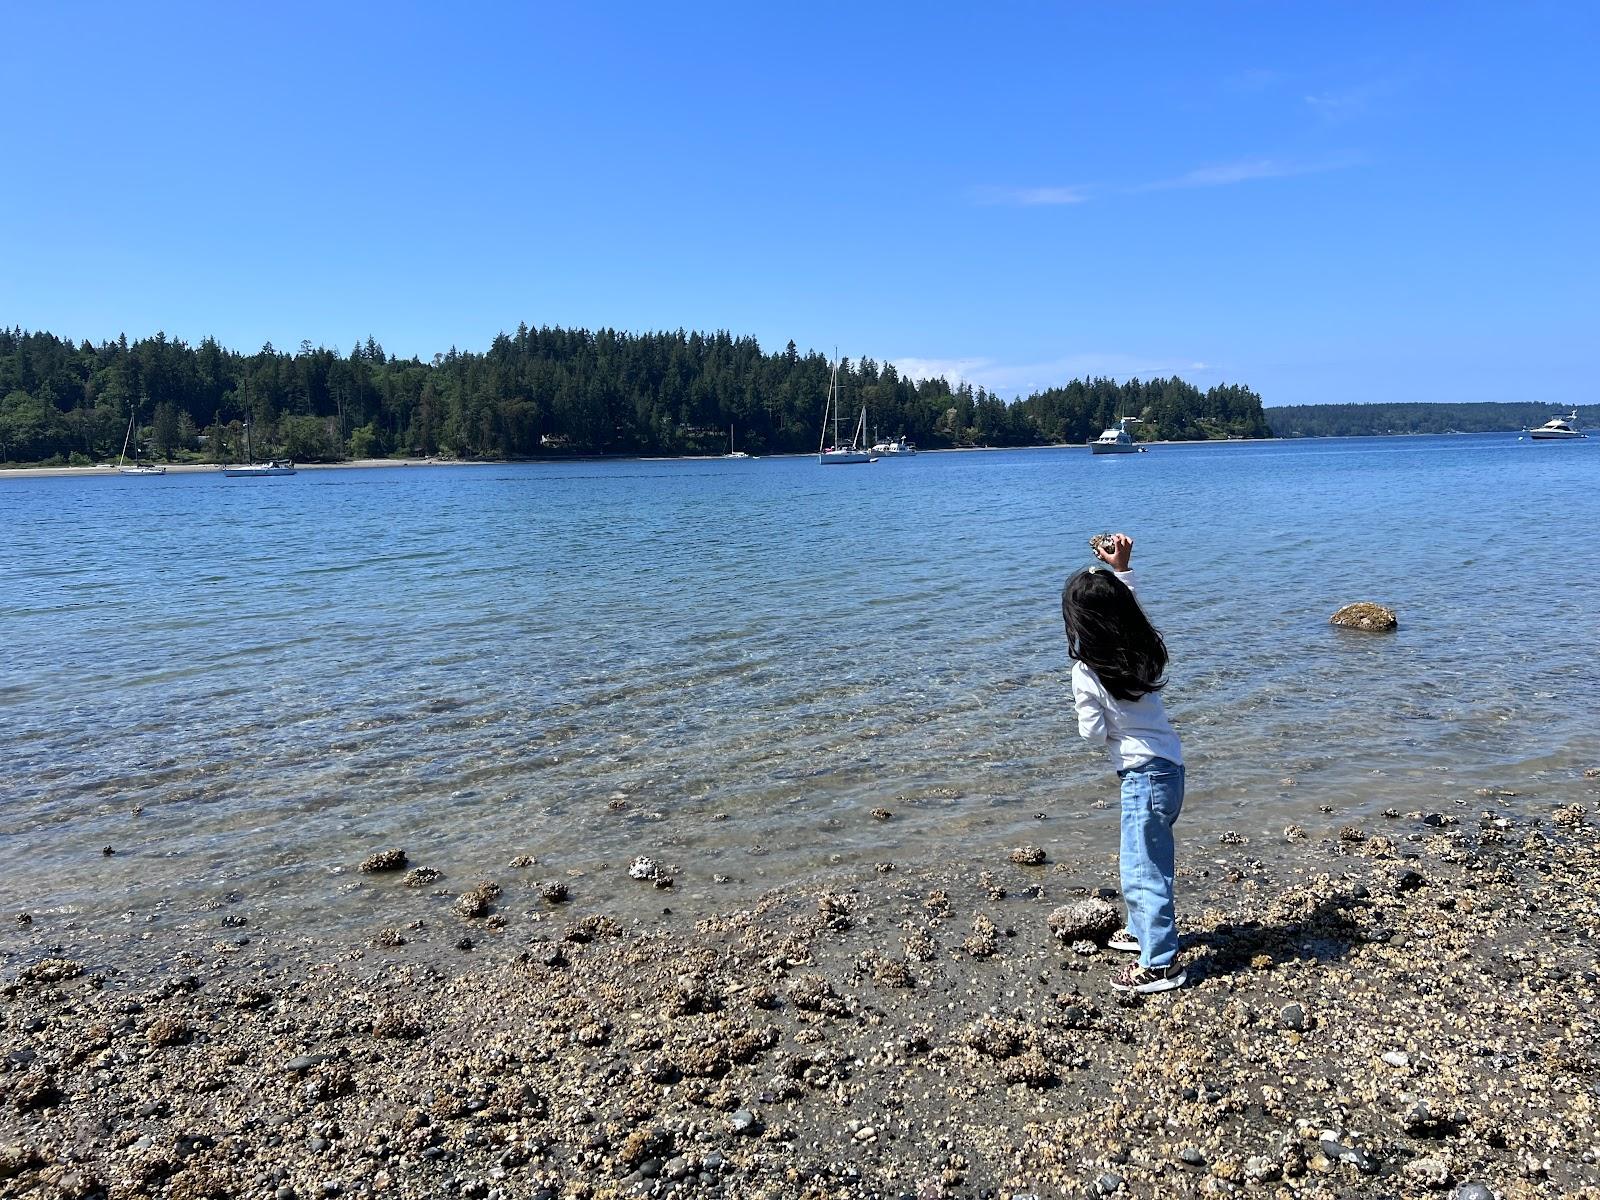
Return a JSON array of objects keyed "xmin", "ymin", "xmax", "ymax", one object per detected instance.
[{"xmin": 1094, "ymin": 532, "xmax": 1138, "ymax": 596}]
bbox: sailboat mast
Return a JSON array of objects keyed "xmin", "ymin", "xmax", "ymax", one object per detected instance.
[
  {"xmin": 834, "ymin": 364, "xmax": 843, "ymax": 447},
  {"xmin": 119, "ymin": 411, "xmax": 134, "ymax": 467}
]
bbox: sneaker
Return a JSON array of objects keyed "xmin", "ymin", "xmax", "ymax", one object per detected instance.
[
  {"xmin": 1107, "ymin": 928, "xmax": 1140, "ymax": 953},
  {"xmin": 1110, "ymin": 961, "xmax": 1186, "ymax": 994}
]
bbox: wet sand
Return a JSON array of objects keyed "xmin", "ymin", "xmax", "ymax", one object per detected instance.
[{"xmin": 3, "ymin": 795, "xmax": 1597, "ymax": 1200}]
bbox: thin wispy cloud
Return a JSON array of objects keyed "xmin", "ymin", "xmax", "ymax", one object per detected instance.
[
  {"xmin": 892, "ymin": 353, "xmax": 1220, "ymax": 397},
  {"xmin": 969, "ymin": 184, "xmax": 1091, "ymax": 207},
  {"xmin": 1305, "ymin": 78, "xmax": 1396, "ymax": 122},
  {"xmin": 972, "ymin": 155, "xmax": 1361, "ymax": 208},
  {"xmin": 1136, "ymin": 154, "xmax": 1363, "ymax": 191}
]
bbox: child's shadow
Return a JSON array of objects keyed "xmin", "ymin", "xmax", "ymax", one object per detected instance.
[{"xmin": 1181, "ymin": 892, "xmax": 1371, "ymax": 983}]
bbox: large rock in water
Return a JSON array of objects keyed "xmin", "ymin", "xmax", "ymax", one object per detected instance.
[
  {"xmin": 1047, "ymin": 898, "xmax": 1120, "ymax": 944},
  {"xmin": 1330, "ymin": 602, "xmax": 1397, "ymax": 632}
]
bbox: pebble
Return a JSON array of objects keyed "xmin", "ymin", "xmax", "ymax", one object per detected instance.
[
  {"xmin": 1177, "ymin": 1146, "xmax": 1205, "ymax": 1167},
  {"xmin": 1277, "ymin": 1002, "xmax": 1307, "ymax": 1031},
  {"xmin": 1381, "ymin": 1049, "xmax": 1410, "ymax": 1068},
  {"xmin": 1094, "ymin": 1172, "xmax": 1122, "ymax": 1195},
  {"xmin": 1454, "ymin": 1186, "xmax": 1493, "ymax": 1200}
]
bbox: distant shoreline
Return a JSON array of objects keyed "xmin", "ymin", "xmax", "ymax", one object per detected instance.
[
  {"xmin": 0, "ymin": 457, "xmax": 482, "ymax": 480},
  {"xmin": 0, "ymin": 429, "xmax": 1546, "ymax": 479}
]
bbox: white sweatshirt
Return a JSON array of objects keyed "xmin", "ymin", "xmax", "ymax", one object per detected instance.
[{"xmin": 1070, "ymin": 568, "xmax": 1183, "ymax": 772}]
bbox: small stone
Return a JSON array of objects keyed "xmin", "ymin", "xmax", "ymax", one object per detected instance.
[
  {"xmin": 538, "ymin": 880, "xmax": 569, "ymax": 903},
  {"xmin": 729, "ymin": 1109, "xmax": 759, "ymax": 1135},
  {"xmin": 1244, "ymin": 1156, "xmax": 1280, "ymax": 1183},
  {"xmin": 102, "ymin": 845, "xmax": 115, "ymax": 856},
  {"xmin": 1453, "ymin": 1185, "xmax": 1493, "ymax": 1200},
  {"xmin": 870, "ymin": 808, "xmax": 892, "ymax": 821},
  {"xmin": 1178, "ymin": 1147, "xmax": 1205, "ymax": 1167},
  {"xmin": 286, "ymin": 1053, "xmax": 332, "ymax": 1073},
  {"xmin": 628, "ymin": 856, "xmax": 662, "ymax": 881},
  {"xmin": 403, "ymin": 866, "xmax": 441, "ymax": 888},
  {"xmin": 1282, "ymin": 824, "xmax": 1307, "ymax": 841},
  {"xmin": 1278, "ymin": 1003, "xmax": 1307, "ymax": 1031},
  {"xmin": 1404, "ymin": 1157, "xmax": 1452, "ymax": 1188},
  {"xmin": 1094, "ymin": 1172, "xmax": 1123, "ymax": 1195},
  {"xmin": 1330, "ymin": 602, "xmax": 1397, "ymax": 631},
  {"xmin": 1382, "ymin": 1049, "xmax": 1410, "ymax": 1068},
  {"xmin": 1403, "ymin": 1100, "xmax": 1434, "ymax": 1130},
  {"xmin": 509, "ymin": 854, "xmax": 536, "ymax": 868},
  {"xmin": 15, "ymin": 912, "xmax": 31, "ymax": 926},
  {"xmin": 1009, "ymin": 845, "xmax": 1047, "ymax": 865},
  {"xmin": 359, "ymin": 849, "xmax": 407, "ymax": 873},
  {"xmin": 854, "ymin": 1126, "xmax": 877, "ymax": 1142}
]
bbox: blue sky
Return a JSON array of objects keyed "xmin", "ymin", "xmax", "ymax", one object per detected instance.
[{"xmin": 2, "ymin": 2, "xmax": 1594, "ymax": 404}]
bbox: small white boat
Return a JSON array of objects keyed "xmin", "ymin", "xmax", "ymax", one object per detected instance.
[
  {"xmin": 871, "ymin": 435, "xmax": 916, "ymax": 456},
  {"xmin": 1090, "ymin": 416, "xmax": 1147, "ymax": 455},
  {"xmin": 223, "ymin": 419, "xmax": 296, "ymax": 476},
  {"xmin": 1526, "ymin": 410, "xmax": 1586, "ymax": 440},
  {"xmin": 818, "ymin": 360, "xmax": 876, "ymax": 465},
  {"xmin": 725, "ymin": 423, "xmax": 752, "ymax": 458},
  {"xmin": 115, "ymin": 412, "xmax": 167, "ymax": 475}
]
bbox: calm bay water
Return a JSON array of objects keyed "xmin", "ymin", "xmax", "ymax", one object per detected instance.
[{"xmin": 2, "ymin": 435, "xmax": 1596, "ymax": 945}]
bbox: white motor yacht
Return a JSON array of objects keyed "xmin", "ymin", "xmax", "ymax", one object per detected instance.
[
  {"xmin": 871, "ymin": 435, "xmax": 916, "ymax": 456},
  {"xmin": 1526, "ymin": 410, "xmax": 1586, "ymax": 440},
  {"xmin": 1090, "ymin": 416, "xmax": 1147, "ymax": 455}
]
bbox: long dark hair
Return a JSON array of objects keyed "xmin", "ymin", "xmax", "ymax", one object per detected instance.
[{"xmin": 1061, "ymin": 567, "xmax": 1169, "ymax": 701}]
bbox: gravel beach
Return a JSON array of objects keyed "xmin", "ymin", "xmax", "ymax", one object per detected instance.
[{"xmin": 3, "ymin": 799, "xmax": 1597, "ymax": 1200}]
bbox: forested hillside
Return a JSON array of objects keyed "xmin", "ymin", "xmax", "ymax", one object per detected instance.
[
  {"xmin": 1267, "ymin": 402, "xmax": 1566, "ymax": 437},
  {"xmin": 0, "ymin": 326, "xmax": 1269, "ymax": 465}
]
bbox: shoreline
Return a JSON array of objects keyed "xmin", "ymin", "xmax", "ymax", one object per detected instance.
[
  {"xmin": 1, "ymin": 431, "xmax": 1545, "ymax": 479},
  {"xmin": 0, "ymin": 458, "xmax": 480, "ymax": 480},
  {"xmin": 3, "ymin": 804, "xmax": 1595, "ymax": 1199}
]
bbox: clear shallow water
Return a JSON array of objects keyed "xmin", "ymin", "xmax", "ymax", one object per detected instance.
[{"xmin": 1, "ymin": 436, "xmax": 1596, "ymax": 940}]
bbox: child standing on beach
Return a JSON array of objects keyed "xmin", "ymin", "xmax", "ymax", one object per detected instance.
[{"xmin": 1062, "ymin": 533, "xmax": 1186, "ymax": 993}]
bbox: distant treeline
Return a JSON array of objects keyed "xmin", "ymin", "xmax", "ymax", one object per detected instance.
[
  {"xmin": 0, "ymin": 326, "xmax": 1269, "ymax": 465},
  {"xmin": 1266, "ymin": 402, "xmax": 1568, "ymax": 438}
]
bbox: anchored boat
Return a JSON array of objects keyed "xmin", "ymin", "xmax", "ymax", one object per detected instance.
[
  {"xmin": 1090, "ymin": 417, "xmax": 1147, "ymax": 455},
  {"xmin": 1525, "ymin": 410, "xmax": 1586, "ymax": 440}
]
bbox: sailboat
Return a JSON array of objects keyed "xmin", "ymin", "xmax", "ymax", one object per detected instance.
[
  {"xmin": 817, "ymin": 360, "xmax": 876, "ymax": 465},
  {"xmin": 725, "ymin": 423, "xmax": 751, "ymax": 458},
  {"xmin": 116, "ymin": 411, "xmax": 167, "ymax": 475},
  {"xmin": 223, "ymin": 419, "xmax": 296, "ymax": 477}
]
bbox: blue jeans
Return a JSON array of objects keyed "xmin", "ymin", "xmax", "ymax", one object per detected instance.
[{"xmin": 1118, "ymin": 756, "xmax": 1184, "ymax": 968}]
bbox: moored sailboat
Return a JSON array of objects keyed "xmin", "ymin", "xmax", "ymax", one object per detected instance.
[
  {"xmin": 818, "ymin": 360, "xmax": 875, "ymax": 465},
  {"xmin": 116, "ymin": 411, "xmax": 167, "ymax": 475},
  {"xmin": 223, "ymin": 419, "xmax": 296, "ymax": 477}
]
